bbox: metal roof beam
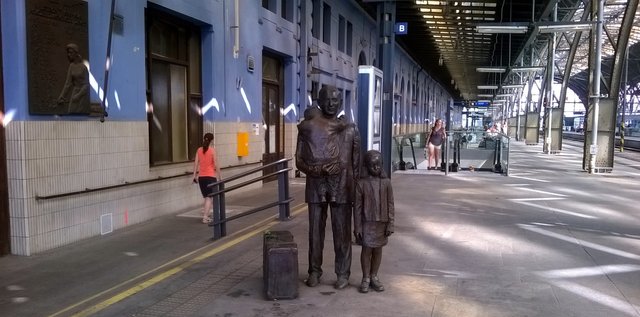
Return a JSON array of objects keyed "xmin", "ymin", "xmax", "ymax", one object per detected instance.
[
  {"xmin": 503, "ymin": 1, "xmax": 582, "ymax": 87},
  {"xmin": 559, "ymin": 4, "xmax": 589, "ymax": 111},
  {"xmin": 609, "ymin": 0, "xmax": 639, "ymax": 101}
]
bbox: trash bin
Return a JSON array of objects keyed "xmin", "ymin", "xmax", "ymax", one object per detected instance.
[{"xmin": 263, "ymin": 230, "xmax": 298, "ymax": 300}]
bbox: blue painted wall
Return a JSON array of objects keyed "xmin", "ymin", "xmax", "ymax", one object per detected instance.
[
  {"xmin": 1, "ymin": 0, "xmax": 452, "ymax": 125},
  {"xmin": 1, "ymin": 0, "xmax": 28, "ymax": 121},
  {"xmin": 1, "ymin": 0, "xmax": 225, "ymax": 122}
]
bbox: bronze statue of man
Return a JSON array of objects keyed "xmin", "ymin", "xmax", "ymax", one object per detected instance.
[{"xmin": 296, "ymin": 86, "xmax": 360, "ymax": 289}]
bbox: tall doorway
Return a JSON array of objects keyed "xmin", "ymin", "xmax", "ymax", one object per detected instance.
[
  {"xmin": 146, "ymin": 7, "xmax": 202, "ymax": 166},
  {"xmin": 0, "ymin": 16, "xmax": 10, "ymax": 256},
  {"xmin": 262, "ymin": 53, "xmax": 284, "ymax": 182}
]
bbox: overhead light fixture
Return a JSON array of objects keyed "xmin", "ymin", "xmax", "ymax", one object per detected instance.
[
  {"xmin": 478, "ymin": 85, "xmax": 498, "ymax": 89},
  {"xmin": 536, "ymin": 22, "xmax": 593, "ymax": 33},
  {"xmin": 495, "ymin": 94, "xmax": 512, "ymax": 98},
  {"xmin": 501, "ymin": 84, "xmax": 524, "ymax": 89},
  {"xmin": 511, "ymin": 66, "xmax": 545, "ymax": 72},
  {"xmin": 477, "ymin": 94, "xmax": 494, "ymax": 97},
  {"xmin": 476, "ymin": 23, "xmax": 529, "ymax": 34},
  {"xmin": 476, "ymin": 67, "xmax": 507, "ymax": 73}
]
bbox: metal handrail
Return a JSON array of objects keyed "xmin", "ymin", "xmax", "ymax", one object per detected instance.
[
  {"xmin": 208, "ymin": 167, "xmax": 292, "ymax": 195},
  {"xmin": 35, "ymin": 172, "xmax": 192, "ymax": 200},
  {"xmin": 206, "ymin": 158, "xmax": 293, "ymax": 239},
  {"xmin": 209, "ymin": 157, "xmax": 291, "ymax": 185},
  {"xmin": 443, "ymin": 130, "xmax": 511, "ymax": 175}
]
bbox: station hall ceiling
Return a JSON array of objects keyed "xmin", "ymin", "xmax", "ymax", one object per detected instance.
[
  {"xmin": 394, "ymin": 0, "xmax": 548, "ymax": 101},
  {"xmin": 359, "ymin": 0, "xmax": 640, "ymax": 104}
]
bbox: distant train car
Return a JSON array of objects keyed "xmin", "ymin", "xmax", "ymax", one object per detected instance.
[
  {"xmin": 563, "ymin": 115, "xmax": 584, "ymax": 132},
  {"xmin": 625, "ymin": 115, "xmax": 640, "ymax": 136},
  {"xmin": 565, "ymin": 114, "xmax": 640, "ymax": 135}
]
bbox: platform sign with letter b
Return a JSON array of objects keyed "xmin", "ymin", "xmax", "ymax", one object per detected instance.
[{"xmin": 395, "ymin": 22, "xmax": 408, "ymax": 35}]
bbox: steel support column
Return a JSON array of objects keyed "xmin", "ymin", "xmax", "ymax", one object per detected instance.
[
  {"xmin": 516, "ymin": 71, "xmax": 524, "ymax": 140},
  {"xmin": 609, "ymin": 0, "xmax": 638, "ymax": 153},
  {"xmin": 588, "ymin": 0, "xmax": 604, "ymax": 173},
  {"xmin": 544, "ymin": 3, "xmax": 558, "ymax": 154},
  {"xmin": 298, "ymin": 0, "xmax": 309, "ymax": 114},
  {"xmin": 377, "ymin": 1, "xmax": 395, "ymax": 176},
  {"xmin": 523, "ymin": 67, "xmax": 536, "ymax": 141}
]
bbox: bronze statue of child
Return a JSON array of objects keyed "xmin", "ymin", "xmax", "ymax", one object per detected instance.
[
  {"xmin": 354, "ymin": 150, "xmax": 394, "ymax": 293},
  {"xmin": 297, "ymin": 106, "xmax": 346, "ymax": 202}
]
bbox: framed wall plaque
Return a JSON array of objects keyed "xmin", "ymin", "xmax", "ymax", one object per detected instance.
[{"xmin": 26, "ymin": 0, "xmax": 89, "ymax": 115}]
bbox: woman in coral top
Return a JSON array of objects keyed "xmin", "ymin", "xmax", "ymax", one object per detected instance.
[{"xmin": 192, "ymin": 133, "xmax": 222, "ymax": 223}]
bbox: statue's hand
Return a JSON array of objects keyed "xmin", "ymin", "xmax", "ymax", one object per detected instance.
[
  {"xmin": 354, "ymin": 232, "xmax": 363, "ymax": 245},
  {"xmin": 309, "ymin": 165, "xmax": 323, "ymax": 176},
  {"xmin": 322, "ymin": 162, "xmax": 341, "ymax": 175},
  {"xmin": 385, "ymin": 230, "xmax": 393, "ymax": 237}
]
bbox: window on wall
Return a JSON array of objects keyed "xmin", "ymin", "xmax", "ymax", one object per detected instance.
[
  {"xmin": 311, "ymin": 81, "xmax": 319, "ymax": 104},
  {"xmin": 262, "ymin": 0, "xmax": 274, "ymax": 12},
  {"xmin": 312, "ymin": 0, "xmax": 320, "ymax": 39},
  {"xmin": 345, "ymin": 90, "xmax": 352, "ymax": 119},
  {"xmin": 338, "ymin": 15, "xmax": 345, "ymax": 52},
  {"xmin": 322, "ymin": 2, "xmax": 331, "ymax": 45},
  {"xmin": 346, "ymin": 21, "xmax": 353, "ymax": 56},
  {"xmin": 146, "ymin": 8, "xmax": 202, "ymax": 165},
  {"xmin": 281, "ymin": 0, "xmax": 293, "ymax": 22}
]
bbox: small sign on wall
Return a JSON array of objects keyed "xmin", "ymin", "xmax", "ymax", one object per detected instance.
[
  {"xmin": 237, "ymin": 132, "xmax": 249, "ymax": 157},
  {"xmin": 247, "ymin": 55, "xmax": 255, "ymax": 73},
  {"xmin": 395, "ymin": 22, "xmax": 408, "ymax": 35},
  {"xmin": 252, "ymin": 123, "xmax": 260, "ymax": 136}
]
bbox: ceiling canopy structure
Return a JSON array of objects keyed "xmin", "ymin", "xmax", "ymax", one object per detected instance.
[{"xmin": 360, "ymin": 0, "xmax": 640, "ymax": 107}]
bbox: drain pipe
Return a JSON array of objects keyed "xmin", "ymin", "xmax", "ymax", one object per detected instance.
[{"xmin": 232, "ymin": 0, "xmax": 240, "ymax": 59}]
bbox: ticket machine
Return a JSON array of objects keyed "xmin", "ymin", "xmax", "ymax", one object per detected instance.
[{"xmin": 357, "ymin": 66, "xmax": 383, "ymax": 154}]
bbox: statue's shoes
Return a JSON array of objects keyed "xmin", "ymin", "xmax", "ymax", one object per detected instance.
[
  {"xmin": 358, "ymin": 278, "xmax": 370, "ymax": 293},
  {"xmin": 370, "ymin": 276, "xmax": 385, "ymax": 292},
  {"xmin": 306, "ymin": 274, "xmax": 320, "ymax": 287},
  {"xmin": 334, "ymin": 276, "xmax": 349, "ymax": 289}
]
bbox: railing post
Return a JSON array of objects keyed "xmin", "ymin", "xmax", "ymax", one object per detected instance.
[
  {"xmin": 494, "ymin": 137, "xmax": 502, "ymax": 173},
  {"xmin": 444, "ymin": 136, "xmax": 449, "ymax": 175},
  {"xmin": 441, "ymin": 138, "xmax": 444, "ymax": 172},
  {"xmin": 450, "ymin": 135, "xmax": 459, "ymax": 172},
  {"xmin": 277, "ymin": 160, "xmax": 291, "ymax": 220},
  {"xmin": 505, "ymin": 137, "xmax": 510, "ymax": 176},
  {"xmin": 219, "ymin": 182, "xmax": 226, "ymax": 236},
  {"xmin": 212, "ymin": 182, "xmax": 226, "ymax": 239}
]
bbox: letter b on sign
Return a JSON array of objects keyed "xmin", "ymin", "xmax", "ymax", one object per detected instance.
[{"xmin": 395, "ymin": 22, "xmax": 408, "ymax": 35}]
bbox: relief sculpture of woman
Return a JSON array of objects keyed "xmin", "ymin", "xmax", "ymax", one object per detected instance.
[{"xmin": 57, "ymin": 43, "xmax": 90, "ymax": 114}]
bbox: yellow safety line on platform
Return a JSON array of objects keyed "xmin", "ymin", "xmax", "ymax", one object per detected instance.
[{"xmin": 48, "ymin": 204, "xmax": 307, "ymax": 317}]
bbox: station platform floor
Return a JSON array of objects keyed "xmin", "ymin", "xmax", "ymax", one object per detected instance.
[{"xmin": 1, "ymin": 140, "xmax": 640, "ymax": 317}]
